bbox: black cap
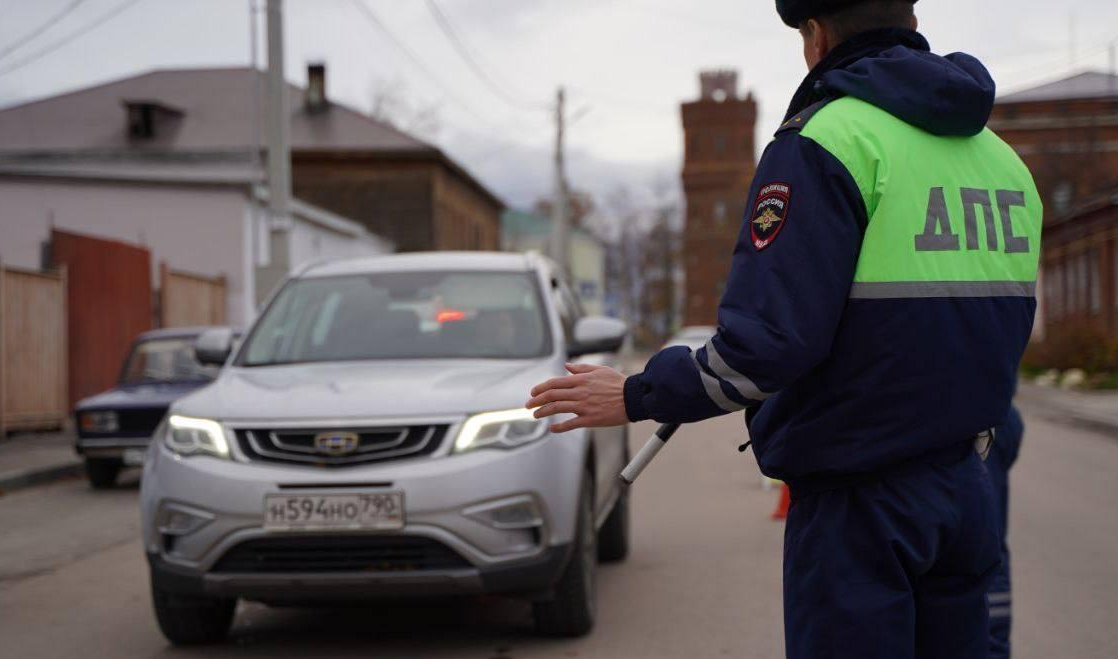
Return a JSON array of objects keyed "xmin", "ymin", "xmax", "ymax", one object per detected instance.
[{"xmin": 776, "ymin": 0, "xmax": 917, "ymax": 28}]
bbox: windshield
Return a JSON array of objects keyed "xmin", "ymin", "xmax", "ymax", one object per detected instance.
[
  {"xmin": 121, "ymin": 337, "xmax": 220, "ymax": 384},
  {"xmin": 238, "ymin": 271, "xmax": 553, "ymax": 366}
]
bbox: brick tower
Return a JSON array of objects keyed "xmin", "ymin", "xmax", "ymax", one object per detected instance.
[{"xmin": 680, "ymin": 70, "xmax": 758, "ymax": 326}]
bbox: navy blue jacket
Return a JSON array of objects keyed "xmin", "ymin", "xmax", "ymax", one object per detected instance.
[{"xmin": 623, "ymin": 30, "xmax": 1035, "ymax": 482}]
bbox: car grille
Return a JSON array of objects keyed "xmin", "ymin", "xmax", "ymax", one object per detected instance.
[
  {"xmin": 212, "ymin": 536, "xmax": 471, "ymax": 573},
  {"xmin": 234, "ymin": 425, "xmax": 447, "ymax": 467}
]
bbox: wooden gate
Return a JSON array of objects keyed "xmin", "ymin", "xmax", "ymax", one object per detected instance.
[
  {"xmin": 0, "ymin": 262, "xmax": 68, "ymax": 433},
  {"xmin": 51, "ymin": 229, "xmax": 152, "ymax": 409},
  {"xmin": 159, "ymin": 264, "xmax": 226, "ymax": 328}
]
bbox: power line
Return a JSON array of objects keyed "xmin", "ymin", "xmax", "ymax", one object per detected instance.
[
  {"xmin": 0, "ymin": 0, "xmax": 147, "ymax": 77},
  {"xmin": 347, "ymin": 0, "xmax": 496, "ymax": 126},
  {"xmin": 0, "ymin": 0, "xmax": 91, "ymax": 63},
  {"xmin": 423, "ymin": 0, "xmax": 546, "ymax": 111}
]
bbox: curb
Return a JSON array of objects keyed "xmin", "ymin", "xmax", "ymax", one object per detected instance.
[
  {"xmin": 1015, "ymin": 389, "xmax": 1118, "ymax": 439},
  {"xmin": 0, "ymin": 461, "xmax": 83, "ymax": 496}
]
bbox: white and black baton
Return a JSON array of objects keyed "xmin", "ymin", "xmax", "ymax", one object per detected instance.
[{"xmin": 619, "ymin": 423, "xmax": 680, "ymax": 485}]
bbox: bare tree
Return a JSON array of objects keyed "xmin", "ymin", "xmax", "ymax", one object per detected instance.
[{"xmin": 368, "ymin": 78, "xmax": 443, "ymax": 141}]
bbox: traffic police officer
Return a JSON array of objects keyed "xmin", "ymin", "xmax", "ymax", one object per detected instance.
[{"xmin": 527, "ymin": 1, "xmax": 1042, "ymax": 657}]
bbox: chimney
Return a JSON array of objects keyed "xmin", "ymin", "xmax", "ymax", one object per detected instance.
[{"xmin": 305, "ymin": 62, "xmax": 327, "ymax": 113}]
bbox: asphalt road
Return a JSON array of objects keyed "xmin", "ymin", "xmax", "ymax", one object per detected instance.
[{"xmin": 0, "ymin": 409, "xmax": 1114, "ymax": 659}]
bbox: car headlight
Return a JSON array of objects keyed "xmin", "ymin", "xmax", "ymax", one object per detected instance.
[
  {"xmin": 79, "ymin": 410, "xmax": 119, "ymax": 433},
  {"xmin": 454, "ymin": 408, "xmax": 550, "ymax": 453},
  {"xmin": 164, "ymin": 415, "xmax": 230, "ymax": 459}
]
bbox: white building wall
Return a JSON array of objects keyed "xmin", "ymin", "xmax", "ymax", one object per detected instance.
[
  {"xmin": 0, "ymin": 177, "xmax": 252, "ymax": 325},
  {"xmin": 569, "ymin": 234, "xmax": 605, "ymax": 316},
  {"xmin": 505, "ymin": 232, "xmax": 606, "ymax": 316},
  {"xmin": 289, "ymin": 215, "xmax": 390, "ymax": 271}
]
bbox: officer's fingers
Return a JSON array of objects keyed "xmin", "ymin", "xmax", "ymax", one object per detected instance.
[
  {"xmin": 550, "ymin": 416, "xmax": 590, "ymax": 433},
  {"xmin": 525, "ymin": 387, "xmax": 582, "ymax": 409},
  {"xmin": 532, "ymin": 401, "xmax": 581, "ymax": 419},
  {"xmin": 529, "ymin": 374, "xmax": 585, "ymax": 398},
  {"xmin": 564, "ymin": 362, "xmax": 601, "ymax": 375}
]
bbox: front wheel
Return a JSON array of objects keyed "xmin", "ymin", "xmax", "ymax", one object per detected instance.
[
  {"xmin": 597, "ymin": 485, "xmax": 629, "ymax": 562},
  {"xmin": 151, "ymin": 580, "xmax": 235, "ymax": 645},
  {"xmin": 533, "ymin": 470, "xmax": 596, "ymax": 637}
]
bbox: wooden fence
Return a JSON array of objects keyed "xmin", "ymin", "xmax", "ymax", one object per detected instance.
[
  {"xmin": 160, "ymin": 264, "xmax": 226, "ymax": 328},
  {"xmin": 0, "ymin": 262, "xmax": 68, "ymax": 433}
]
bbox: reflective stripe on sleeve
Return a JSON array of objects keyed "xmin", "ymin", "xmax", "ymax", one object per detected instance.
[
  {"xmin": 691, "ymin": 352, "xmax": 746, "ymax": 413},
  {"xmin": 703, "ymin": 339, "xmax": 770, "ymax": 402},
  {"xmin": 988, "ymin": 605, "xmax": 1012, "ymax": 619},
  {"xmin": 988, "ymin": 592, "xmax": 1012, "ymax": 605},
  {"xmin": 849, "ymin": 280, "xmax": 1035, "ymax": 299}
]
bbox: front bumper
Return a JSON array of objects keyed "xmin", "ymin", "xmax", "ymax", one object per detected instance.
[
  {"xmin": 147, "ymin": 541, "xmax": 571, "ymax": 600},
  {"xmin": 140, "ymin": 424, "xmax": 587, "ymax": 600},
  {"xmin": 75, "ymin": 436, "xmax": 151, "ymax": 460}
]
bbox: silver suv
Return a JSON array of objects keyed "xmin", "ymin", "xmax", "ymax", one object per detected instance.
[{"xmin": 140, "ymin": 252, "xmax": 631, "ymax": 644}]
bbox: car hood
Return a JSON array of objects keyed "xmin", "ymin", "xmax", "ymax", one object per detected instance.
[
  {"xmin": 76, "ymin": 381, "xmax": 210, "ymax": 412},
  {"xmin": 171, "ymin": 358, "xmax": 561, "ymax": 422}
]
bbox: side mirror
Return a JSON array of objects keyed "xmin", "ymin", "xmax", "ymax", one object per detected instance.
[
  {"xmin": 194, "ymin": 328, "xmax": 236, "ymax": 367},
  {"xmin": 569, "ymin": 316, "xmax": 628, "ymax": 358}
]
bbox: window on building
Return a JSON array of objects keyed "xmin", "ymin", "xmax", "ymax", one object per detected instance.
[
  {"xmin": 1044, "ymin": 262, "xmax": 1059, "ymax": 321},
  {"xmin": 713, "ymin": 201, "xmax": 727, "ymax": 226},
  {"xmin": 714, "ymin": 132, "xmax": 726, "ymax": 155},
  {"xmin": 1059, "ymin": 258, "xmax": 1070, "ymax": 316},
  {"xmin": 1077, "ymin": 252, "xmax": 1089, "ymax": 314},
  {"xmin": 1090, "ymin": 248, "xmax": 1101, "ymax": 315},
  {"xmin": 1053, "ymin": 182, "xmax": 1073, "ymax": 214}
]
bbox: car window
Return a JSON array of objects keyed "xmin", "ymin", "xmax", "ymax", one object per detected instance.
[
  {"xmin": 550, "ymin": 276, "xmax": 584, "ymax": 344},
  {"xmin": 239, "ymin": 271, "xmax": 553, "ymax": 365},
  {"xmin": 121, "ymin": 338, "xmax": 219, "ymax": 384}
]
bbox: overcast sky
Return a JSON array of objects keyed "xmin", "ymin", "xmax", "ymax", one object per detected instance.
[{"xmin": 2, "ymin": 0, "xmax": 1116, "ymax": 209}]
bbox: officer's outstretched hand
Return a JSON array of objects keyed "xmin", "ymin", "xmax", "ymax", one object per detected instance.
[{"xmin": 526, "ymin": 363, "xmax": 629, "ymax": 433}]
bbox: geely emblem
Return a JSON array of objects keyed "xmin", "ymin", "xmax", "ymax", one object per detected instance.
[{"xmin": 313, "ymin": 431, "xmax": 359, "ymax": 456}]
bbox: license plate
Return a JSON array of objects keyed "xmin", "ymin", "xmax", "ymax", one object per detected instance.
[
  {"xmin": 263, "ymin": 492, "xmax": 405, "ymax": 531},
  {"xmin": 122, "ymin": 449, "xmax": 146, "ymax": 466}
]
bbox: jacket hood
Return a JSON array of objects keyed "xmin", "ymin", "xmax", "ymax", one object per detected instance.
[{"xmin": 788, "ymin": 29, "xmax": 996, "ymax": 137}]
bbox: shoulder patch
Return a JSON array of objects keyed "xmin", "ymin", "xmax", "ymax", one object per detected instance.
[
  {"xmin": 750, "ymin": 182, "xmax": 791, "ymax": 250},
  {"xmin": 774, "ymin": 98, "xmax": 833, "ymax": 136}
]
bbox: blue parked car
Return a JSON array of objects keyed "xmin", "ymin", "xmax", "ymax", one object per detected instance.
[{"xmin": 74, "ymin": 326, "xmax": 236, "ymax": 488}]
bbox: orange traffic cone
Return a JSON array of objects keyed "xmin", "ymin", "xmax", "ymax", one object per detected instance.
[{"xmin": 771, "ymin": 483, "xmax": 791, "ymax": 520}]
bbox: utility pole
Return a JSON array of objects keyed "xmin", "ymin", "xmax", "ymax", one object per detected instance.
[
  {"xmin": 549, "ymin": 86, "xmax": 570, "ymax": 275},
  {"xmin": 258, "ymin": 0, "xmax": 292, "ymax": 302}
]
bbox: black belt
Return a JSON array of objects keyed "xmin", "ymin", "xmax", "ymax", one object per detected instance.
[{"xmin": 786, "ymin": 439, "xmax": 980, "ymax": 502}]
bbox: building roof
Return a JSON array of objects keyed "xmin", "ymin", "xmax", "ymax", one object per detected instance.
[
  {"xmin": 0, "ymin": 67, "xmax": 502, "ymax": 208},
  {"xmin": 998, "ymin": 70, "xmax": 1118, "ymax": 104},
  {"xmin": 0, "ymin": 67, "xmax": 430, "ymax": 153}
]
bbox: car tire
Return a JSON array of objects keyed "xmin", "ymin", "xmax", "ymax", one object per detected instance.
[
  {"xmin": 598, "ymin": 431, "xmax": 631, "ymax": 562},
  {"xmin": 597, "ymin": 484, "xmax": 629, "ymax": 563},
  {"xmin": 85, "ymin": 458, "xmax": 121, "ymax": 489},
  {"xmin": 533, "ymin": 470, "xmax": 596, "ymax": 637},
  {"xmin": 151, "ymin": 581, "xmax": 236, "ymax": 645}
]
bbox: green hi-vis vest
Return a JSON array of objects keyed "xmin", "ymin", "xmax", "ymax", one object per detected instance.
[{"xmin": 798, "ymin": 97, "xmax": 1042, "ymax": 299}]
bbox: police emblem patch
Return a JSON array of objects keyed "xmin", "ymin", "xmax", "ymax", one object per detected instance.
[{"xmin": 750, "ymin": 182, "xmax": 791, "ymax": 250}]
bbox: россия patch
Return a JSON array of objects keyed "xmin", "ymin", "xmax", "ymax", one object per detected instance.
[{"xmin": 750, "ymin": 182, "xmax": 791, "ymax": 250}]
